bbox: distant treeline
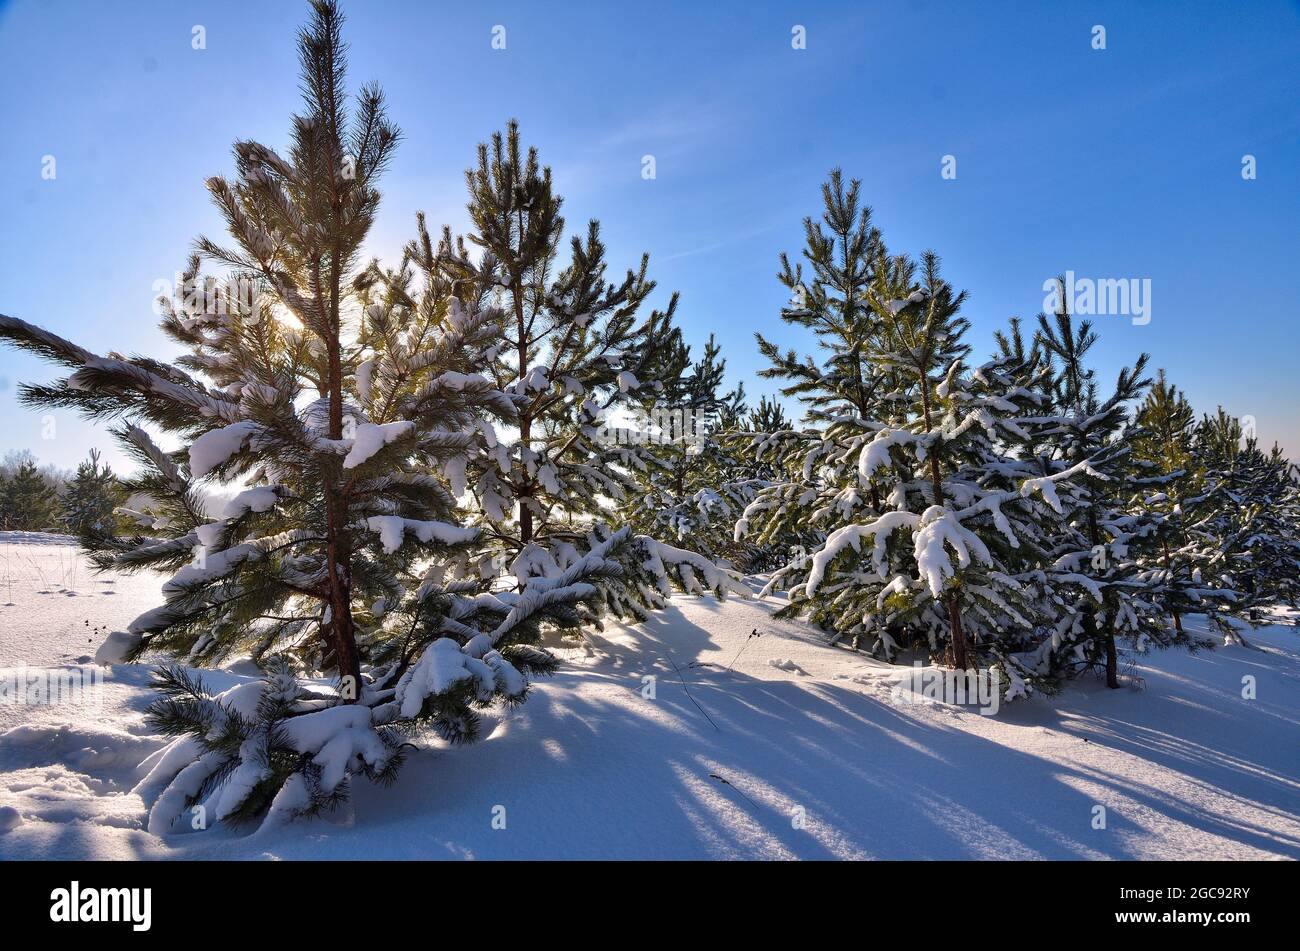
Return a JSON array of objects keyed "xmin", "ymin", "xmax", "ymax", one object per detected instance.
[{"xmin": 0, "ymin": 448, "xmax": 124, "ymax": 534}]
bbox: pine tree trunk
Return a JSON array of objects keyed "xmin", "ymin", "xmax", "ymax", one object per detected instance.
[
  {"xmin": 1160, "ymin": 538, "xmax": 1184, "ymax": 633},
  {"xmin": 920, "ymin": 378, "xmax": 969, "ymax": 669},
  {"xmin": 324, "ymin": 492, "xmax": 361, "ymax": 695},
  {"xmin": 946, "ymin": 594, "xmax": 969, "ymax": 670},
  {"xmin": 514, "ymin": 276, "xmax": 535, "ymax": 548},
  {"xmin": 518, "ymin": 448, "xmax": 534, "ymax": 547},
  {"xmin": 321, "ymin": 254, "xmax": 362, "ymax": 698},
  {"xmin": 515, "ymin": 380, "xmax": 533, "ymax": 548},
  {"xmin": 1082, "ymin": 500, "xmax": 1119, "ymax": 689}
]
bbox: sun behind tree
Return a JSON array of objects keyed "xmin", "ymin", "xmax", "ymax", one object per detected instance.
[{"xmin": 0, "ymin": 0, "xmax": 726, "ymax": 831}]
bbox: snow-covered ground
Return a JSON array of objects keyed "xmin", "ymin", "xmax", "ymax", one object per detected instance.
[
  {"xmin": 0, "ymin": 533, "xmax": 162, "ymax": 669},
  {"xmin": 0, "ymin": 536, "xmax": 1296, "ymax": 860}
]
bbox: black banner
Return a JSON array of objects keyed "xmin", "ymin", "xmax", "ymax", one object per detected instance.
[{"xmin": 1, "ymin": 859, "xmax": 1286, "ymax": 937}]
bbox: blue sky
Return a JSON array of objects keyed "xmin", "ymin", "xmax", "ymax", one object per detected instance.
[{"xmin": 1, "ymin": 0, "xmax": 1297, "ymax": 471}]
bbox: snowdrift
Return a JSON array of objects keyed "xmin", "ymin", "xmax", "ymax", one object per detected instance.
[{"xmin": 1, "ymin": 561, "xmax": 1297, "ymax": 859}]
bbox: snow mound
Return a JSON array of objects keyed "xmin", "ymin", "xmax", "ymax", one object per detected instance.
[
  {"xmin": 0, "ymin": 806, "xmax": 20, "ymax": 833},
  {"xmin": 1, "ymin": 721, "xmax": 161, "ymax": 775},
  {"xmin": 95, "ymin": 631, "xmax": 142, "ymax": 665}
]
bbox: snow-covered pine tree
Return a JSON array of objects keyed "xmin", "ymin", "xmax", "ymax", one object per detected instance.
[
  {"xmin": 408, "ymin": 121, "xmax": 745, "ymax": 600},
  {"xmin": 1129, "ymin": 369, "xmax": 1201, "ymax": 634},
  {"xmin": 60, "ymin": 448, "xmax": 125, "ymax": 535},
  {"xmin": 1018, "ymin": 301, "xmax": 1223, "ymax": 688},
  {"xmin": 0, "ymin": 459, "xmax": 60, "ymax": 531},
  {"xmin": 738, "ymin": 174, "xmax": 1080, "ymax": 691},
  {"xmin": 726, "ymin": 396, "xmax": 826, "ymax": 573},
  {"xmin": 722, "ymin": 396, "xmax": 799, "ymax": 571},
  {"xmin": 735, "ymin": 171, "xmax": 894, "ymax": 597},
  {"xmin": 745, "ymin": 395, "xmax": 792, "ymax": 438},
  {"xmin": 1193, "ymin": 408, "xmax": 1300, "ymax": 633},
  {"xmin": 0, "ymin": 1, "xmax": 659, "ymax": 830},
  {"xmin": 619, "ymin": 334, "xmax": 768, "ymax": 568}
]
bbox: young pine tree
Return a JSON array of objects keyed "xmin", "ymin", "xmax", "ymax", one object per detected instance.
[
  {"xmin": 736, "ymin": 170, "xmax": 896, "ymax": 599},
  {"xmin": 1130, "ymin": 369, "xmax": 1200, "ymax": 634},
  {"xmin": 0, "ymin": 1, "xmax": 659, "ymax": 830},
  {"xmin": 61, "ymin": 448, "xmax": 124, "ymax": 535},
  {"xmin": 739, "ymin": 174, "xmax": 1080, "ymax": 691},
  {"xmin": 411, "ymin": 122, "xmax": 745, "ymax": 598},
  {"xmin": 0, "ymin": 460, "xmax": 60, "ymax": 531},
  {"xmin": 620, "ymin": 335, "xmax": 766, "ymax": 568},
  {"xmin": 1022, "ymin": 301, "xmax": 1224, "ymax": 687},
  {"xmin": 1193, "ymin": 409, "xmax": 1300, "ymax": 633}
]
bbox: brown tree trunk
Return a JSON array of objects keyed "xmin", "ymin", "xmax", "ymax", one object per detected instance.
[
  {"xmin": 919, "ymin": 379, "xmax": 969, "ymax": 670},
  {"xmin": 515, "ymin": 277, "xmax": 534, "ymax": 548},
  {"xmin": 324, "ymin": 496, "xmax": 361, "ymax": 696},
  {"xmin": 1104, "ymin": 631, "xmax": 1119, "ymax": 688},
  {"xmin": 1160, "ymin": 538, "xmax": 1183, "ymax": 633},
  {"xmin": 517, "ymin": 450, "xmax": 534, "ymax": 546},
  {"xmin": 322, "ymin": 253, "xmax": 361, "ymax": 699}
]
